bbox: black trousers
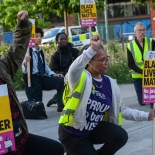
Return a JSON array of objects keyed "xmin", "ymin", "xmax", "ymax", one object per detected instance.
[
  {"xmin": 23, "ymin": 74, "xmax": 64, "ymax": 107},
  {"xmin": 59, "ymin": 122, "xmax": 128, "ymax": 155},
  {"xmin": 23, "ymin": 133, "xmax": 64, "ymax": 155},
  {"xmin": 133, "ymin": 78, "xmax": 143, "ymax": 105}
]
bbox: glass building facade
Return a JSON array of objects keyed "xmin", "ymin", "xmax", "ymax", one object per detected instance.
[{"xmin": 107, "ymin": 2, "xmax": 149, "ymax": 18}]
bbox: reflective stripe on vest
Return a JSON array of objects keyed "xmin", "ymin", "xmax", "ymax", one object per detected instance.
[
  {"xmin": 118, "ymin": 101, "xmax": 122, "ymax": 126},
  {"xmin": 59, "ymin": 71, "xmax": 123, "ymax": 126},
  {"xmin": 59, "ymin": 71, "xmax": 87, "ymax": 125},
  {"xmin": 127, "ymin": 37, "xmax": 152, "ymax": 78}
]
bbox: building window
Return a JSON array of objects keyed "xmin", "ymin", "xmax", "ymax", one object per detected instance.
[{"xmin": 108, "ymin": 2, "xmax": 149, "ymax": 18}]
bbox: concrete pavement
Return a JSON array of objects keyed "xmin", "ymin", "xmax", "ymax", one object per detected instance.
[{"xmin": 16, "ymin": 84, "xmax": 154, "ymax": 155}]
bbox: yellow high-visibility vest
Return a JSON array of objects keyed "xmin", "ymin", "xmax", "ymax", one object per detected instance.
[
  {"xmin": 127, "ymin": 37, "xmax": 152, "ymax": 78},
  {"xmin": 59, "ymin": 71, "xmax": 123, "ymax": 126},
  {"xmin": 59, "ymin": 71, "xmax": 86, "ymax": 126}
]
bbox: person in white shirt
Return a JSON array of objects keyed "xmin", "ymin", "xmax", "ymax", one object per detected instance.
[{"xmin": 22, "ymin": 27, "xmax": 64, "ymax": 112}]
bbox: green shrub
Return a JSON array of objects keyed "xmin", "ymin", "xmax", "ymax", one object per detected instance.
[
  {"xmin": 41, "ymin": 43, "xmax": 56, "ymax": 63},
  {"xmin": 0, "ymin": 43, "xmax": 24, "ymax": 90},
  {"xmin": 106, "ymin": 41, "xmax": 133, "ymax": 84},
  {"xmin": 0, "ymin": 43, "xmax": 10, "ymax": 57},
  {"xmin": 0, "ymin": 41, "xmax": 133, "ymax": 90},
  {"xmin": 13, "ymin": 67, "xmax": 24, "ymax": 90}
]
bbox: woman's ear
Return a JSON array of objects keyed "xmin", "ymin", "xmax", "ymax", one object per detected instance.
[{"xmin": 88, "ymin": 61, "xmax": 93, "ymax": 68}]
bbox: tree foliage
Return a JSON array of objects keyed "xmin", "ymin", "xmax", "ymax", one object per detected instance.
[
  {"xmin": 0, "ymin": 0, "xmax": 54, "ymax": 30},
  {"xmin": 0, "ymin": 0, "xmax": 105, "ymax": 29},
  {"xmin": 0, "ymin": 0, "xmax": 152, "ymax": 30}
]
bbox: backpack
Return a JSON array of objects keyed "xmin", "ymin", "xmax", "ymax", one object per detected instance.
[{"xmin": 21, "ymin": 100, "xmax": 47, "ymax": 119}]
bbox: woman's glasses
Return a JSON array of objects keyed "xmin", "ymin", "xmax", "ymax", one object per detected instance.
[{"xmin": 92, "ymin": 56, "xmax": 110, "ymax": 64}]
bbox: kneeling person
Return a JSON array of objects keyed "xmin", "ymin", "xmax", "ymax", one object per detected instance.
[{"xmin": 22, "ymin": 27, "xmax": 64, "ymax": 112}]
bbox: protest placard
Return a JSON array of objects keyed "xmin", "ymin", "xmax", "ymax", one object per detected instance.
[
  {"xmin": 29, "ymin": 19, "xmax": 35, "ymax": 48},
  {"xmin": 0, "ymin": 85, "xmax": 15, "ymax": 154},
  {"xmin": 143, "ymin": 51, "xmax": 155, "ymax": 104},
  {"xmin": 143, "ymin": 50, "xmax": 155, "ymax": 155},
  {"xmin": 80, "ymin": 0, "xmax": 97, "ymax": 27},
  {"xmin": 27, "ymin": 19, "xmax": 36, "ymax": 87}
]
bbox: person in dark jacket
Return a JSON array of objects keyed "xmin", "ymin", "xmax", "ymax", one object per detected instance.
[
  {"xmin": 0, "ymin": 10, "xmax": 64, "ymax": 155},
  {"xmin": 47, "ymin": 32, "xmax": 79, "ymax": 107}
]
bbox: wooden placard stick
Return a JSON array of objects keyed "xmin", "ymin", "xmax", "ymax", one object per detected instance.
[{"xmin": 27, "ymin": 18, "xmax": 35, "ymax": 87}]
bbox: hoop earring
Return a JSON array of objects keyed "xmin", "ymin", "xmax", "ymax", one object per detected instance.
[{"xmin": 90, "ymin": 65, "xmax": 94, "ymax": 71}]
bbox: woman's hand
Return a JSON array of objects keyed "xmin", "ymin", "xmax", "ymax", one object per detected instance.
[
  {"xmin": 148, "ymin": 108, "xmax": 155, "ymax": 120},
  {"xmin": 90, "ymin": 35, "xmax": 102, "ymax": 52},
  {"xmin": 17, "ymin": 10, "xmax": 28, "ymax": 21}
]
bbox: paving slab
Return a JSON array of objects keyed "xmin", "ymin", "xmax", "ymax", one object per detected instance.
[{"xmin": 16, "ymin": 84, "xmax": 154, "ymax": 155}]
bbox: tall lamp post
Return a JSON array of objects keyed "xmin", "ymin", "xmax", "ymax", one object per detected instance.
[{"xmin": 104, "ymin": 0, "xmax": 109, "ymax": 42}]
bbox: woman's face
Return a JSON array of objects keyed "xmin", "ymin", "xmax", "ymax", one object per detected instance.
[
  {"xmin": 57, "ymin": 34, "xmax": 68, "ymax": 47},
  {"xmin": 89, "ymin": 49, "xmax": 110, "ymax": 75}
]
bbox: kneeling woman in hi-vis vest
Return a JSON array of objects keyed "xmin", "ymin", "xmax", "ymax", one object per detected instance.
[{"xmin": 58, "ymin": 36, "xmax": 155, "ymax": 155}]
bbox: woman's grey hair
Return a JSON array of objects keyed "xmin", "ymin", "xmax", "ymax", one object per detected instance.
[
  {"xmin": 134, "ymin": 22, "xmax": 145, "ymax": 32},
  {"xmin": 79, "ymin": 44, "xmax": 104, "ymax": 69},
  {"xmin": 79, "ymin": 43, "xmax": 104, "ymax": 56}
]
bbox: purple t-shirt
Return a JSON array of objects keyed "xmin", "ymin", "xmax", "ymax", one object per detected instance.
[{"xmin": 64, "ymin": 75, "xmax": 112, "ymax": 136}]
